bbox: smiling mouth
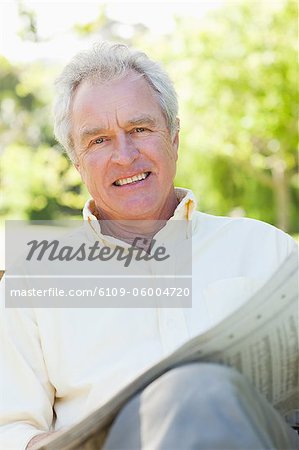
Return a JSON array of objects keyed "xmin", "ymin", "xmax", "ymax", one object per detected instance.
[{"xmin": 113, "ymin": 172, "xmax": 151, "ymax": 186}]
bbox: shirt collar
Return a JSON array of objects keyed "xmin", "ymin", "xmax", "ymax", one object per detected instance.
[
  {"xmin": 82, "ymin": 187, "xmax": 197, "ymax": 243},
  {"xmin": 83, "ymin": 187, "xmax": 197, "ymax": 223}
]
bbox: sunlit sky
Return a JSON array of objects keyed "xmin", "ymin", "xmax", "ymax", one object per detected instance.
[{"xmin": 0, "ymin": 1, "xmax": 224, "ymax": 63}]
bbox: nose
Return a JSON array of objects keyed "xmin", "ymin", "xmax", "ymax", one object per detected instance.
[{"xmin": 111, "ymin": 133, "xmax": 139, "ymax": 165}]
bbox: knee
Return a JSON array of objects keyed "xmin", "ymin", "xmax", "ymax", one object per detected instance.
[
  {"xmin": 152, "ymin": 363, "xmax": 248, "ymax": 403},
  {"xmin": 168, "ymin": 362, "xmax": 243, "ymax": 384},
  {"xmin": 142, "ymin": 363, "xmax": 252, "ymax": 433}
]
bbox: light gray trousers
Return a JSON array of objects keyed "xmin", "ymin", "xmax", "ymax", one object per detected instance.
[{"xmin": 103, "ymin": 363, "xmax": 299, "ymax": 450}]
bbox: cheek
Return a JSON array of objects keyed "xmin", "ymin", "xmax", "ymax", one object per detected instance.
[
  {"xmin": 81, "ymin": 152, "xmax": 104, "ymax": 175},
  {"xmin": 160, "ymin": 146, "xmax": 178, "ymax": 167},
  {"xmin": 148, "ymin": 135, "xmax": 177, "ymax": 161},
  {"xmin": 79, "ymin": 160, "xmax": 101, "ymax": 189}
]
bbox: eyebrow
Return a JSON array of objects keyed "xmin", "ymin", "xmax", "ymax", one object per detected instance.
[
  {"xmin": 80, "ymin": 127, "xmax": 107, "ymax": 146},
  {"xmin": 126, "ymin": 115, "xmax": 157, "ymax": 128},
  {"xmin": 79, "ymin": 115, "xmax": 158, "ymax": 146}
]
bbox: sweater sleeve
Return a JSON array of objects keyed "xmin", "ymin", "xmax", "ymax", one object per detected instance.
[{"xmin": 0, "ymin": 278, "xmax": 55, "ymax": 450}]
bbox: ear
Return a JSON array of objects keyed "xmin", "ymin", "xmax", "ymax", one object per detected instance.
[
  {"xmin": 74, "ymin": 160, "xmax": 85, "ymax": 183},
  {"xmin": 172, "ymin": 118, "xmax": 180, "ymax": 161}
]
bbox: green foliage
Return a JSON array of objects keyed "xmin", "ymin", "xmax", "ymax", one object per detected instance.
[
  {"xmin": 0, "ymin": 56, "xmax": 86, "ymax": 220},
  {"xmin": 17, "ymin": 2, "xmax": 39, "ymax": 42},
  {"xmin": 1, "ymin": 0, "xmax": 298, "ymax": 233},
  {"xmin": 136, "ymin": 0, "xmax": 298, "ymax": 232},
  {"xmin": 1, "ymin": 145, "xmax": 86, "ymax": 219},
  {"xmin": 73, "ymin": 6, "xmax": 108, "ymax": 35}
]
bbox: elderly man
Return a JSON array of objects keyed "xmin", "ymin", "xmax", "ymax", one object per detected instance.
[{"xmin": 1, "ymin": 42, "xmax": 298, "ymax": 450}]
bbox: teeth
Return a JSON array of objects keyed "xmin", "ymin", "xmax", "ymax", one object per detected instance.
[{"xmin": 115, "ymin": 172, "xmax": 149, "ymax": 186}]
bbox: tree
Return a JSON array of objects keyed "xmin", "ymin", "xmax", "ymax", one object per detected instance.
[
  {"xmin": 0, "ymin": 56, "xmax": 86, "ymax": 220},
  {"xmin": 1, "ymin": 1, "xmax": 297, "ymax": 233},
  {"xmin": 136, "ymin": 0, "xmax": 298, "ymax": 232}
]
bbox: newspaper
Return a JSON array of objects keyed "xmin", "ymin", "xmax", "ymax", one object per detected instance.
[{"xmin": 41, "ymin": 250, "xmax": 299, "ymax": 450}]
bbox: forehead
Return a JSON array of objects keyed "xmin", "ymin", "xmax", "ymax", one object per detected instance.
[{"xmin": 71, "ymin": 71, "xmax": 164, "ymax": 124}]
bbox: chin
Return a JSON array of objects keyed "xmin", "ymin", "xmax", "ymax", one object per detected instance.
[
  {"xmin": 116, "ymin": 200, "xmax": 157, "ymax": 220},
  {"xmin": 119, "ymin": 210, "xmax": 153, "ymax": 221}
]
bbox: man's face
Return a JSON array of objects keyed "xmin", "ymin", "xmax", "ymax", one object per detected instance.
[{"xmin": 71, "ymin": 71, "xmax": 179, "ymax": 221}]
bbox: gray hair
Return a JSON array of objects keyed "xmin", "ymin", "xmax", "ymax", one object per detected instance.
[{"xmin": 53, "ymin": 41, "xmax": 178, "ymax": 161}]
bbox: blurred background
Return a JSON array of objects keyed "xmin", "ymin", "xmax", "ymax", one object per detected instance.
[{"xmin": 0, "ymin": 0, "xmax": 298, "ymax": 269}]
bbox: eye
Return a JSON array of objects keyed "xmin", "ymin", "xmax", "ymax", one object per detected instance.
[
  {"xmin": 94, "ymin": 137, "xmax": 105, "ymax": 144},
  {"xmin": 131, "ymin": 127, "xmax": 151, "ymax": 135},
  {"xmin": 90, "ymin": 137, "xmax": 108, "ymax": 147}
]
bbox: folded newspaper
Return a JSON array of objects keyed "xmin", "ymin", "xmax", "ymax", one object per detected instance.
[{"xmin": 41, "ymin": 250, "xmax": 299, "ymax": 450}]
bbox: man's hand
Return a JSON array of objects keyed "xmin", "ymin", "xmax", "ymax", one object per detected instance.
[{"xmin": 26, "ymin": 431, "xmax": 64, "ymax": 449}]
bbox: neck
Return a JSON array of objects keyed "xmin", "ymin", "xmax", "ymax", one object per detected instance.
[
  {"xmin": 100, "ymin": 220, "xmax": 165, "ymax": 250},
  {"xmin": 95, "ymin": 192, "xmax": 179, "ymax": 248}
]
